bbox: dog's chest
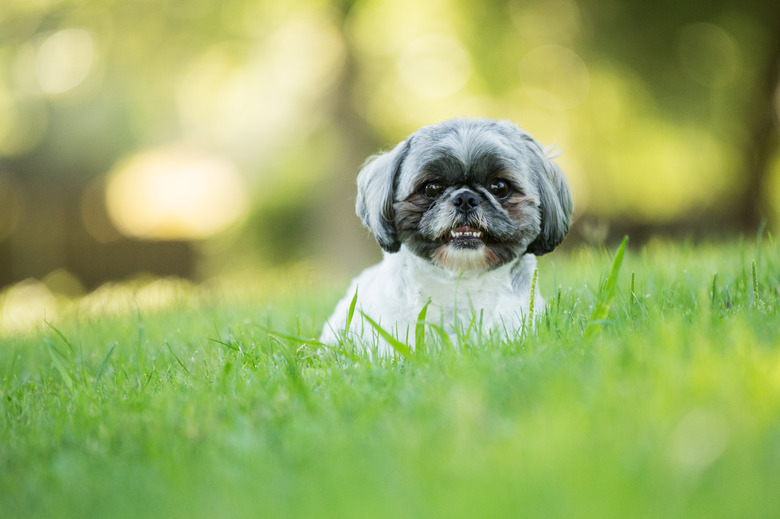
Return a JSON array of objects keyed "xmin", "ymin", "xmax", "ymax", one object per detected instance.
[
  {"xmin": 415, "ymin": 277, "xmax": 527, "ymax": 330},
  {"xmin": 360, "ymin": 252, "xmax": 533, "ymax": 333}
]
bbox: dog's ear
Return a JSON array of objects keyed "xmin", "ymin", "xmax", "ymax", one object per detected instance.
[
  {"xmin": 523, "ymin": 136, "xmax": 573, "ymax": 256},
  {"xmin": 355, "ymin": 138, "xmax": 411, "ymax": 253}
]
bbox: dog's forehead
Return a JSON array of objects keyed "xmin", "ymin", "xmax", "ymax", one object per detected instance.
[{"xmin": 397, "ymin": 120, "xmax": 533, "ymax": 196}]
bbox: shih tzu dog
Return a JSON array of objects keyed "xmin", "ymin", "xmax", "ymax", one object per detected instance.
[{"xmin": 320, "ymin": 118, "xmax": 573, "ymax": 351}]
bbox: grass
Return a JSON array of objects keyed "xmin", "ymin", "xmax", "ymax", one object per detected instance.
[{"xmin": 1, "ymin": 237, "xmax": 779, "ymax": 519}]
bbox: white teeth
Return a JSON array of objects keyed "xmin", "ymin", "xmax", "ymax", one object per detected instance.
[{"xmin": 450, "ymin": 230, "xmax": 483, "ymax": 239}]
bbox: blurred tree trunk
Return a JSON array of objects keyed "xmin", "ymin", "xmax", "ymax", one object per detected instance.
[
  {"xmin": 585, "ymin": 0, "xmax": 780, "ymax": 236},
  {"xmin": 734, "ymin": 9, "xmax": 780, "ymax": 230},
  {"xmin": 311, "ymin": 1, "xmax": 385, "ymax": 275}
]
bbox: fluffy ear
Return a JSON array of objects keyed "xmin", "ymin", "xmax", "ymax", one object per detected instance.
[
  {"xmin": 523, "ymin": 138, "xmax": 574, "ymax": 256},
  {"xmin": 355, "ymin": 139, "xmax": 411, "ymax": 253}
]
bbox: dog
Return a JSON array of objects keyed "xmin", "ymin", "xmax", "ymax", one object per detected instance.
[{"xmin": 320, "ymin": 118, "xmax": 573, "ymax": 352}]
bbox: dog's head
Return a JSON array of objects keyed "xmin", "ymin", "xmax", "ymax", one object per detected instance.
[{"xmin": 356, "ymin": 118, "xmax": 573, "ymax": 272}]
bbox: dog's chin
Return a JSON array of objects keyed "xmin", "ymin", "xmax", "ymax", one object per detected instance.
[
  {"xmin": 432, "ymin": 243, "xmax": 495, "ymax": 272},
  {"xmin": 401, "ymin": 222, "xmax": 527, "ymax": 273},
  {"xmin": 426, "ymin": 226, "xmax": 500, "ymax": 273}
]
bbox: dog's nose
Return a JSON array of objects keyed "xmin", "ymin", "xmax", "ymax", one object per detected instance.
[{"xmin": 452, "ymin": 190, "xmax": 480, "ymax": 212}]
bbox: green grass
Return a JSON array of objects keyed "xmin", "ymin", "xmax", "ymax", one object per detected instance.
[{"xmin": 2, "ymin": 237, "xmax": 780, "ymax": 519}]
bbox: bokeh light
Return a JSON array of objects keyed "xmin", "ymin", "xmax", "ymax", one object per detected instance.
[
  {"xmin": 35, "ymin": 28, "xmax": 95, "ymax": 95},
  {"xmin": 398, "ymin": 35, "xmax": 472, "ymax": 99},
  {"xmin": 0, "ymin": 0, "xmax": 777, "ymax": 290},
  {"xmin": 0, "ymin": 279, "xmax": 57, "ymax": 334},
  {"xmin": 80, "ymin": 176, "xmax": 122, "ymax": 244},
  {"xmin": 105, "ymin": 147, "xmax": 249, "ymax": 241},
  {"xmin": 349, "ymin": 0, "xmax": 475, "ymax": 135},
  {"xmin": 509, "ymin": 0, "xmax": 582, "ymax": 45},
  {"xmin": 519, "ymin": 46, "xmax": 590, "ymax": 111},
  {"xmin": 678, "ymin": 23, "xmax": 739, "ymax": 88},
  {"xmin": 176, "ymin": 10, "xmax": 345, "ymax": 156}
]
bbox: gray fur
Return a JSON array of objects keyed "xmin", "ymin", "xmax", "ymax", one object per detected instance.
[
  {"xmin": 355, "ymin": 118, "xmax": 573, "ymax": 262},
  {"xmin": 521, "ymin": 136, "xmax": 574, "ymax": 255},
  {"xmin": 355, "ymin": 139, "xmax": 411, "ymax": 252}
]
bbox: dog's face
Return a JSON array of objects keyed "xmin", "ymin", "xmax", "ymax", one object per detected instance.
[{"xmin": 356, "ymin": 119, "xmax": 573, "ymax": 272}]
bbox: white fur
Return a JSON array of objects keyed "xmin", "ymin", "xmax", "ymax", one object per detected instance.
[
  {"xmin": 320, "ymin": 118, "xmax": 571, "ymax": 355},
  {"xmin": 320, "ymin": 246, "xmax": 539, "ymax": 355}
]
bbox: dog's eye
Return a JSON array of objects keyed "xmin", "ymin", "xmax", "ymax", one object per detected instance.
[
  {"xmin": 423, "ymin": 182, "xmax": 444, "ymax": 198},
  {"xmin": 489, "ymin": 179, "xmax": 510, "ymax": 199}
]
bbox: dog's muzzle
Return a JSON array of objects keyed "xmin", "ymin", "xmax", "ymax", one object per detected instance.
[{"xmin": 451, "ymin": 188, "xmax": 480, "ymax": 214}]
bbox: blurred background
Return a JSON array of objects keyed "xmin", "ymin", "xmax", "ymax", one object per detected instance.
[{"xmin": 1, "ymin": 0, "xmax": 779, "ymax": 295}]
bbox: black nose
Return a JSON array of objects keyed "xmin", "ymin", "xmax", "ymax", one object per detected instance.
[{"xmin": 452, "ymin": 190, "xmax": 480, "ymax": 212}]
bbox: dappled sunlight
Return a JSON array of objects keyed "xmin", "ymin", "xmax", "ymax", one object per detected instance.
[
  {"xmin": 349, "ymin": 0, "xmax": 478, "ymax": 134},
  {"xmin": 0, "ymin": 275, "xmax": 190, "ymax": 337},
  {"xmin": 588, "ymin": 120, "xmax": 734, "ymax": 221},
  {"xmin": 42, "ymin": 269, "xmax": 85, "ymax": 298},
  {"xmin": 509, "ymin": 0, "xmax": 582, "ymax": 45},
  {"xmin": 105, "ymin": 146, "xmax": 249, "ymax": 241},
  {"xmin": 0, "ymin": 264, "xmax": 326, "ymax": 337},
  {"xmin": 1, "ymin": 25, "xmax": 102, "ymax": 156},
  {"xmin": 571, "ymin": 65, "xmax": 737, "ymax": 221},
  {"xmin": 80, "ymin": 175, "xmax": 122, "ymax": 243},
  {"xmin": 348, "ymin": 0, "xmax": 464, "ymax": 58},
  {"xmin": 397, "ymin": 35, "xmax": 472, "ymax": 99},
  {"xmin": 0, "ymin": 276, "xmax": 200, "ymax": 336},
  {"xmin": 0, "ymin": 0, "xmax": 777, "ymax": 289},
  {"xmin": 35, "ymin": 28, "xmax": 95, "ymax": 95},
  {"xmin": 176, "ymin": 9, "xmax": 345, "ymax": 157},
  {"xmin": 0, "ymin": 279, "xmax": 57, "ymax": 335},
  {"xmin": 132, "ymin": 278, "xmax": 198, "ymax": 311},
  {"xmin": 519, "ymin": 45, "xmax": 590, "ymax": 110}
]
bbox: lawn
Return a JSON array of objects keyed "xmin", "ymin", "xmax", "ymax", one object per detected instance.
[{"xmin": 1, "ymin": 237, "xmax": 779, "ymax": 519}]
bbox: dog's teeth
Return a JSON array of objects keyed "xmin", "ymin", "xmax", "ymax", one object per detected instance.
[{"xmin": 449, "ymin": 230, "xmax": 483, "ymax": 239}]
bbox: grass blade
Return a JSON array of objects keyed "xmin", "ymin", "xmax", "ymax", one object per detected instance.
[
  {"xmin": 345, "ymin": 288, "xmax": 358, "ymax": 337},
  {"xmin": 43, "ymin": 338, "xmax": 72, "ymax": 365},
  {"xmin": 254, "ymin": 324, "xmax": 325, "ymax": 348},
  {"xmin": 528, "ymin": 267, "xmax": 539, "ymax": 325},
  {"xmin": 3, "ymin": 349, "xmax": 21, "ymax": 395},
  {"xmin": 44, "ymin": 320, "xmax": 75, "ymax": 353},
  {"xmin": 584, "ymin": 236, "xmax": 628, "ymax": 340},
  {"xmin": 209, "ymin": 337, "xmax": 240, "ymax": 351},
  {"xmin": 428, "ymin": 323, "xmax": 454, "ymax": 351},
  {"xmin": 210, "ymin": 324, "xmax": 240, "ymax": 351},
  {"xmin": 710, "ymin": 273, "xmax": 718, "ymax": 308},
  {"xmin": 415, "ymin": 299, "xmax": 431, "ymax": 355},
  {"xmin": 94, "ymin": 342, "xmax": 117, "ymax": 388},
  {"xmin": 47, "ymin": 343, "xmax": 73, "ymax": 390},
  {"xmin": 165, "ymin": 341, "xmax": 191, "ymax": 375},
  {"xmin": 360, "ymin": 312, "xmax": 412, "ymax": 358},
  {"xmin": 751, "ymin": 259, "xmax": 759, "ymax": 307}
]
